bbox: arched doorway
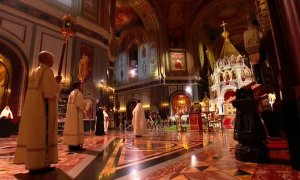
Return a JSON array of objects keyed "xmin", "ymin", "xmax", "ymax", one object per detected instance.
[
  {"xmin": 126, "ymin": 99, "xmax": 137, "ymax": 121},
  {"xmin": 0, "ymin": 38, "xmax": 28, "ymax": 123},
  {"xmin": 0, "ymin": 56, "xmax": 12, "ymax": 111},
  {"xmin": 171, "ymin": 93, "xmax": 192, "ymax": 115}
]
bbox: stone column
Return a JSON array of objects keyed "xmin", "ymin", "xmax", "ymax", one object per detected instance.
[
  {"xmin": 243, "ymin": 21, "xmax": 262, "ymax": 83},
  {"xmin": 267, "ymin": 0, "xmax": 300, "ymax": 170}
]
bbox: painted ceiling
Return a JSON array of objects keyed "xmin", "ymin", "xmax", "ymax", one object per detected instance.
[
  {"xmin": 114, "ymin": 0, "xmax": 256, "ymax": 52},
  {"xmin": 114, "ymin": 1, "xmax": 142, "ymax": 36}
]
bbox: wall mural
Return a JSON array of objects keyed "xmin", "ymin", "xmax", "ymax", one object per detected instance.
[
  {"xmin": 116, "ymin": 29, "xmax": 159, "ymax": 84},
  {"xmin": 81, "ymin": 0, "xmax": 99, "ymax": 22},
  {"xmin": 80, "ymin": 42, "xmax": 94, "ymax": 73},
  {"xmin": 114, "ymin": 3, "xmax": 141, "ymax": 34},
  {"xmin": 170, "ymin": 51, "xmax": 186, "ymax": 71},
  {"xmin": 116, "ymin": 42, "xmax": 158, "ymax": 84},
  {"xmin": 116, "ymin": 52, "xmax": 128, "ymax": 84},
  {"xmin": 0, "ymin": 62, "xmax": 8, "ymax": 109},
  {"xmin": 138, "ymin": 44, "xmax": 150, "ymax": 80},
  {"xmin": 149, "ymin": 42, "xmax": 158, "ymax": 77},
  {"xmin": 172, "ymin": 94, "xmax": 191, "ymax": 115}
]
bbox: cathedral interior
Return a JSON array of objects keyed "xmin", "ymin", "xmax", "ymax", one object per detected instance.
[{"xmin": 0, "ymin": 0, "xmax": 300, "ymax": 179}]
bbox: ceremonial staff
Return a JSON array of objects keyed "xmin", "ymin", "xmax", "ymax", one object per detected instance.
[
  {"xmin": 45, "ymin": 15, "xmax": 75, "ymax": 162},
  {"xmin": 58, "ymin": 15, "xmax": 75, "ymax": 78}
]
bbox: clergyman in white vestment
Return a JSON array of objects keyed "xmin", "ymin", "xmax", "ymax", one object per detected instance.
[
  {"xmin": 63, "ymin": 82, "xmax": 87, "ymax": 152},
  {"xmin": 0, "ymin": 106, "xmax": 13, "ymax": 119},
  {"xmin": 132, "ymin": 100, "xmax": 147, "ymax": 137},
  {"xmin": 103, "ymin": 106, "xmax": 110, "ymax": 134},
  {"xmin": 14, "ymin": 51, "xmax": 61, "ymax": 172}
]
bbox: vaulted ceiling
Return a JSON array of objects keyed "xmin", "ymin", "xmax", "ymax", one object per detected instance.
[
  {"xmin": 114, "ymin": 2, "xmax": 142, "ymax": 36},
  {"xmin": 113, "ymin": 0, "xmax": 256, "ymax": 55}
]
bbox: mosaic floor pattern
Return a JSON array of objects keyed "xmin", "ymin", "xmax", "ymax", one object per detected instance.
[
  {"xmin": 0, "ymin": 133, "xmax": 111, "ymax": 179},
  {"xmin": 0, "ymin": 129, "xmax": 299, "ymax": 180}
]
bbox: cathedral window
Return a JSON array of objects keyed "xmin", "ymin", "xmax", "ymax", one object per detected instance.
[{"xmin": 128, "ymin": 44, "xmax": 138, "ymax": 81}]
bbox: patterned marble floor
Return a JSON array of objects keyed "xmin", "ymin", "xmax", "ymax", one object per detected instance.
[{"xmin": 0, "ymin": 129, "xmax": 299, "ymax": 180}]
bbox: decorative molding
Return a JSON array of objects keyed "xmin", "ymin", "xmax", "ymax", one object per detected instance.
[
  {"xmin": 0, "ymin": 0, "xmax": 109, "ymax": 45},
  {"xmin": 115, "ymin": 79, "xmax": 160, "ymax": 93},
  {"xmin": 168, "ymin": 86, "xmax": 177, "ymax": 96},
  {"xmin": 81, "ymin": 0, "xmax": 99, "ymax": 23},
  {"xmin": 0, "ymin": 18, "xmax": 26, "ymax": 43},
  {"xmin": 76, "ymin": 25, "xmax": 109, "ymax": 45}
]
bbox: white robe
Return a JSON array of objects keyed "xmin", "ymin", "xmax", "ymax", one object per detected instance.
[
  {"xmin": 0, "ymin": 107, "xmax": 13, "ymax": 119},
  {"xmin": 103, "ymin": 110, "xmax": 109, "ymax": 133},
  {"xmin": 132, "ymin": 103, "xmax": 147, "ymax": 136},
  {"xmin": 14, "ymin": 64, "xmax": 60, "ymax": 170},
  {"xmin": 63, "ymin": 89, "xmax": 87, "ymax": 145}
]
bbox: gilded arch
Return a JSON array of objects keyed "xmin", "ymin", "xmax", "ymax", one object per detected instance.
[{"xmin": 0, "ymin": 37, "xmax": 28, "ymax": 120}]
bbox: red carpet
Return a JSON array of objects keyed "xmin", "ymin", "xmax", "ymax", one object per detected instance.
[{"xmin": 266, "ymin": 138, "xmax": 290, "ymax": 163}]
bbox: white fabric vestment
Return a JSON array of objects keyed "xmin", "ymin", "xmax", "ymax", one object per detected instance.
[
  {"xmin": 0, "ymin": 106, "xmax": 13, "ymax": 119},
  {"xmin": 63, "ymin": 89, "xmax": 87, "ymax": 145},
  {"xmin": 14, "ymin": 64, "xmax": 60, "ymax": 170},
  {"xmin": 132, "ymin": 103, "xmax": 147, "ymax": 136},
  {"xmin": 103, "ymin": 110, "xmax": 109, "ymax": 133}
]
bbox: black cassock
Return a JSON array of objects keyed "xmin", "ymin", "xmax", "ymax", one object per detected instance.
[{"xmin": 95, "ymin": 108, "xmax": 105, "ymax": 135}]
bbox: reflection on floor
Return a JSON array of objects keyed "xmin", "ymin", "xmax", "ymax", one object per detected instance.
[{"xmin": 0, "ymin": 129, "xmax": 299, "ymax": 179}]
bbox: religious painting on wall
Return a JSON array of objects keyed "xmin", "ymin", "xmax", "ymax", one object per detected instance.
[
  {"xmin": 80, "ymin": 43, "xmax": 93, "ymax": 77},
  {"xmin": 99, "ymin": 0, "xmax": 110, "ymax": 30},
  {"xmin": 80, "ymin": 43, "xmax": 93, "ymax": 62},
  {"xmin": 81, "ymin": 0, "xmax": 99, "ymax": 22},
  {"xmin": 170, "ymin": 51, "xmax": 186, "ymax": 71},
  {"xmin": 0, "ymin": 62, "xmax": 8, "ymax": 109},
  {"xmin": 172, "ymin": 94, "xmax": 191, "ymax": 115},
  {"xmin": 115, "ymin": 52, "xmax": 128, "ymax": 84},
  {"xmin": 149, "ymin": 42, "xmax": 158, "ymax": 77},
  {"xmin": 138, "ymin": 44, "xmax": 150, "ymax": 80}
]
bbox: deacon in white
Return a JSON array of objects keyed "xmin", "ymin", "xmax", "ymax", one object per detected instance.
[
  {"xmin": 103, "ymin": 106, "xmax": 110, "ymax": 133},
  {"xmin": 132, "ymin": 100, "xmax": 147, "ymax": 137},
  {"xmin": 63, "ymin": 82, "xmax": 87, "ymax": 151},
  {"xmin": 14, "ymin": 51, "xmax": 61, "ymax": 171},
  {"xmin": 0, "ymin": 106, "xmax": 13, "ymax": 119}
]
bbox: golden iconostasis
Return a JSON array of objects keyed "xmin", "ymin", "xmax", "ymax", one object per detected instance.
[{"xmin": 0, "ymin": 55, "xmax": 12, "ymax": 110}]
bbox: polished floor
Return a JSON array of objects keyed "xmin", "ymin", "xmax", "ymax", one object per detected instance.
[{"xmin": 0, "ymin": 129, "xmax": 299, "ymax": 180}]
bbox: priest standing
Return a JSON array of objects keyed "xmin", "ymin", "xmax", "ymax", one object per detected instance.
[
  {"xmin": 132, "ymin": 100, "xmax": 147, "ymax": 137},
  {"xmin": 14, "ymin": 51, "xmax": 61, "ymax": 173},
  {"xmin": 63, "ymin": 82, "xmax": 88, "ymax": 152}
]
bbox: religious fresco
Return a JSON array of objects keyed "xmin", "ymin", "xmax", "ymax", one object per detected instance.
[
  {"xmin": 149, "ymin": 42, "xmax": 158, "ymax": 77},
  {"xmin": 0, "ymin": 62, "xmax": 7, "ymax": 109},
  {"xmin": 99, "ymin": 0, "xmax": 111, "ymax": 31},
  {"xmin": 80, "ymin": 43, "xmax": 93, "ymax": 70},
  {"xmin": 170, "ymin": 51, "xmax": 186, "ymax": 71},
  {"xmin": 116, "ymin": 41, "xmax": 158, "ymax": 84},
  {"xmin": 167, "ymin": 2, "xmax": 185, "ymax": 48},
  {"xmin": 115, "ymin": 52, "xmax": 128, "ymax": 84},
  {"xmin": 116, "ymin": 27, "xmax": 158, "ymax": 83},
  {"xmin": 138, "ymin": 44, "xmax": 150, "ymax": 80},
  {"xmin": 81, "ymin": 0, "xmax": 99, "ymax": 22},
  {"xmin": 114, "ymin": 3, "xmax": 141, "ymax": 35},
  {"xmin": 172, "ymin": 94, "xmax": 191, "ymax": 115},
  {"xmin": 0, "ymin": 55, "xmax": 12, "ymax": 111}
]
